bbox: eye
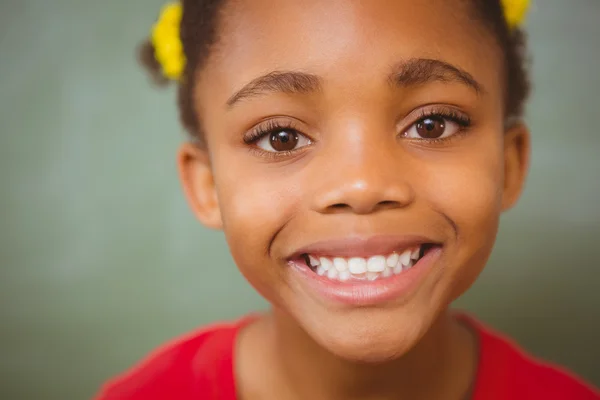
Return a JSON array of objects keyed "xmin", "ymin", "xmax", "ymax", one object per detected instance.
[
  {"xmin": 404, "ymin": 115, "xmax": 461, "ymax": 140},
  {"xmin": 256, "ymin": 129, "xmax": 312, "ymax": 152}
]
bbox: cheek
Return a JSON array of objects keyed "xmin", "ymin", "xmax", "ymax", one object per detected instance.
[
  {"xmin": 212, "ymin": 157, "xmax": 302, "ymax": 301},
  {"xmin": 426, "ymin": 158, "xmax": 503, "ymax": 232},
  {"xmin": 419, "ymin": 139, "xmax": 505, "ymax": 295}
]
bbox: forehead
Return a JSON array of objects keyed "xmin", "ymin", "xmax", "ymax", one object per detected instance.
[{"xmin": 198, "ymin": 0, "xmax": 502, "ymax": 106}]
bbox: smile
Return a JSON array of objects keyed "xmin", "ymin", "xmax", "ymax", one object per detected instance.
[
  {"xmin": 301, "ymin": 245, "xmax": 432, "ymax": 283},
  {"xmin": 288, "ymin": 236, "xmax": 442, "ymax": 306}
]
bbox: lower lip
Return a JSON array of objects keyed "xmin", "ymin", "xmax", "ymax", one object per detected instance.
[{"xmin": 289, "ymin": 248, "xmax": 441, "ymax": 307}]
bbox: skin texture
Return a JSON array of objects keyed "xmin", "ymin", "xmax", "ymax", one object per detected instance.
[{"xmin": 177, "ymin": 0, "xmax": 530, "ymax": 398}]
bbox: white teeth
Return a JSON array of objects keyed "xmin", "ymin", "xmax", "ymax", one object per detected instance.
[
  {"xmin": 386, "ymin": 253, "xmax": 399, "ymax": 268},
  {"xmin": 367, "ymin": 256, "xmax": 386, "ymax": 272},
  {"xmin": 411, "ymin": 247, "xmax": 421, "ymax": 260},
  {"xmin": 366, "ymin": 272, "xmax": 379, "ymax": 281},
  {"xmin": 333, "ymin": 257, "xmax": 348, "ymax": 272},
  {"xmin": 338, "ymin": 270, "xmax": 351, "ymax": 281},
  {"xmin": 399, "ymin": 249, "xmax": 412, "ymax": 266},
  {"xmin": 320, "ymin": 257, "xmax": 333, "ymax": 271},
  {"xmin": 348, "ymin": 258, "xmax": 367, "ymax": 274},
  {"xmin": 327, "ymin": 268, "xmax": 338, "ymax": 280},
  {"xmin": 309, "ymin": 255, "xmax": 321, "ymax": 267},
  {"xmin": 305, "ymin": 246, "xmax": 426, "ymax": 282}
]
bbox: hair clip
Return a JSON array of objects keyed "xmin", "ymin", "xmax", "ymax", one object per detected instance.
[
  {"xmin": 150, "ymin": 0, "xmax": 530, "ymax": 81},
  {"xmin": 151, "ymin": 2, "xmax": 185, "ymax": 80},
  {"xmin": 502, "ymin": 0, "xmax": 531, "ymax": 29}
]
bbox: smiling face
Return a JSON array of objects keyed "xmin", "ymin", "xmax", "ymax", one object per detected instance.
[{"xmin": 178, "ymin": 0, "xmax": 529, "ymax": 362}]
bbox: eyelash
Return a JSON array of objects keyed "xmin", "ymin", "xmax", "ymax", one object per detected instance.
[
  {"xmin": 243, "ymin": 119, "xmax": 308, "ymax": 159},
  {"xmin": 244, "ymin": 119, "xmax": 300, "ymax": 145},
  {"xmin": 402, "ymin": 107, "xmax": 472, "ymax": 144},
  {"xmin": 243, "ymin": 107, "xmax": 473, "ymax": 158}
]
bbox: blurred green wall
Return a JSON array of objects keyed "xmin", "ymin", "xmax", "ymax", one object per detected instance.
[{"xmin": 0, "ymin": 1, "xmax": 598, "ymax": 399}]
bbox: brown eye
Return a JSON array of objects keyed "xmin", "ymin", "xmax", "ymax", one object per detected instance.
[
  {"xmin": 405, "ymin": 115, "xmax": 461, "ymax": 140},
  {"xmin": 270, "ymin": 130, "xmax": 299, "ymax": 151},
  {"xmin": 416, "ymin": 116, "xmax": 445, "ymax": 138},
  {"xmin": 256, "ymin": 128, "xmax": 312, "ymax": 153}
]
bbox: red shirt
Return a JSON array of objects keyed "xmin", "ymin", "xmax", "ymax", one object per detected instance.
[{"xmin": 95, "ymin": 316, "xmax": 599, "ymax": 399}]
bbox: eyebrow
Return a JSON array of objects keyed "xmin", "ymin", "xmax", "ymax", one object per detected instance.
[
  {"xmin": 226, "ymin": 71, "xmax": 322, "ymax": 107},
  {"xmin": 388, "ymin": 58, "xmax": 484, "ymax": 94},
  {"xmin": 226, "ymin": 58, "xmax": 483, "ymax": 108}
]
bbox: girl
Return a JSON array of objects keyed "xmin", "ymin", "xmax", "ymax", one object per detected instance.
[{"xmin": 97, "ymin": 1, "xmax": 599, "ymax": 399}]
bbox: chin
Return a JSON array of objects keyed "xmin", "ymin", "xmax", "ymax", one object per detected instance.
[
  {"xmin": 303, "ymin": 309, "xmax": 433, "ymax": 364},
  {"xmin": 331, "ymin": 341, "xmax": 412, "ymax": 364},
  {"xmin": 321, "ymin": 327, "xmax": 422, "ymax": 363}
]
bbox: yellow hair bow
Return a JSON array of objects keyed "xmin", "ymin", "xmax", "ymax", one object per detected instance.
[
  {"xmin": 502, "ymin": 0, "xmax": 531, "ymax": 29},
  {"xmin": 151, "ymin": 2, "xmax": 185, "ymax": 80},
  {"xmin": 151, "ymin": 1, "xmax": 530, "ymax": 81}
]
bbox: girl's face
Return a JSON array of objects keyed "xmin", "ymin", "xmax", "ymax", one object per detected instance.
[{"xmin": 180, "ymin": 0, "xmax": 529, "ymax": 361}]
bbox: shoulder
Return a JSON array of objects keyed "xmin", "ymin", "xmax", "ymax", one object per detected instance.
[
  {"xmin": 94, "ymin": 317, "xmax": 255, "ymax": 400},
  {"xmin": 463, "ymin": 315, "xmax": 600, "ymax": 400}
]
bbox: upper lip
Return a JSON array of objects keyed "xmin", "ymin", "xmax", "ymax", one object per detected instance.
[{"xmin": 287, "ymin": 234, "xmax": 439, "ymax": 260}]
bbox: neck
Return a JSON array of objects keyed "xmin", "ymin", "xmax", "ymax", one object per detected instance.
[{"xmin": 263, "ymin": 309, "xmax": 476, "ymax": 400}]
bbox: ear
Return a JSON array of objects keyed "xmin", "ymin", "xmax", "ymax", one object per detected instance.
[
  {"xmin": 501, "ymin": 122, "xmax": 531, "ymax": 211},
  {"xmin": 177, "ymin": 142, "xmax": 223, "ymax": 229}
]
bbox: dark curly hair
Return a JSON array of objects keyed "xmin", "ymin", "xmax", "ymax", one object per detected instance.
[{"xmin": 139, "ymin": 0, "xmax": 530, "ymax": 144}]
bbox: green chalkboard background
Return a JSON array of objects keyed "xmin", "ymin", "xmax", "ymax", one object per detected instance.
[{"xmin": 1, "ymin": 1, "xmax": 599, "ymax": 398}]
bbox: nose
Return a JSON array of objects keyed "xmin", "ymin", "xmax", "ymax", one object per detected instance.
[{"xmin": 310, "ymin": 135, "xmax": 415, "ymax": 215}]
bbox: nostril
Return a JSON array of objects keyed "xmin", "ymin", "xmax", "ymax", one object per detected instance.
[
  {"xmin": 323, "ymin": 203, "xmax": 352, "ymax": 214},
  {"xmin": 330, "ymin": 203, "xmax": 349, "ymax": 209},
  {"xmin": 324, "ymin": 200, "xmax": 401, "ymax": 214},
  {"xmin": 376, "ymin": 200, "xmax": 401, "ymax": 210}
]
